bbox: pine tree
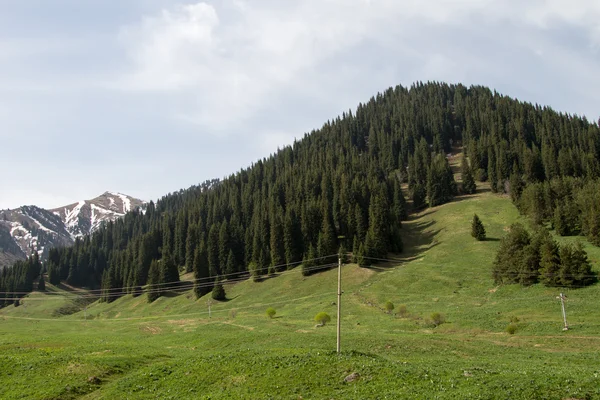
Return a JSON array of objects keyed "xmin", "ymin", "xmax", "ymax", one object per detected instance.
[
  {"xmin": 461, "ymin": 156, "xmax": 477, "ymax": 194},
  {"xmin": 492, "ymin": 223, "xmax": 530, "ymax": 284},
  {"xmin": 539, "ymin": 237, "xmax": 561, "ymax": 286},
  {"xmin": 269, "ymin": 214, "xmax": 285, "ymax": 273},
  {"xmin": 488, "ymin": 147, "xmax": 498, "ymax": 193},
  {"xmin": 427, "ymin": 154, "xmax": 456, "ymax": 207},
  {"xmin": 207, "ymin": 224, "xmax": 220, "ymax": 277},
  {"xmin": 356, "ymin": 242, "xmax": 367, "ymax": 268},
  {"xmin": 211, "ymin": 278, "xmax": 226, "ymax": 301},
  {"xmin": 471, "ymin": 214, "xmax": 486, "ymax": 241},
  {"xmin": 283, "ymin": 210, "xmax": 301, "ymax": 267},
  {"xmin": 412, "ymin": 183, "xmax": 426, "ymax": 210},
  {"xmin": 225, "ymin": 249, "xmax": 236, "ymax": 275},
  {"xmin": 160, "ymin": 252, "xmax": 180, "ymax": 290},
  {"xmin": 147, "ymin": 260, "xmax": 161, "ymax": 302},
  {"xmin": 193, "ymin": 245, "xmax": 211, "ymax": 298},
  {"xmin": 37, "ymin": 274, "xmax": 45, "ymax": 291},
  {"xmin": 185, "ymin": 223, "xmax": 198, "ymax": 273},
  {"xmin": 392, "ymin": 180, "xmax": 408, "ymax": 221},
  {"xmin": 302, "ymin": 244, "xmax": 317, "ymax": 276}
]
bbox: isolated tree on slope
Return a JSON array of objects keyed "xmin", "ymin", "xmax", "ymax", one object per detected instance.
[{"xmin": 471, "ymin": 214, "xmax": 486, "ymax": 241}]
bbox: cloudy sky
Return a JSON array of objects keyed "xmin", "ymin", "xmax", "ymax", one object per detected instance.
[{"xmin": 1, "ymin": 0, "xmax": 599, "ymax": 209}]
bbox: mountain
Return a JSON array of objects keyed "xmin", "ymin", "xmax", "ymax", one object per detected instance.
[
  {"xmin": 0, "ymin": 192, "xmax": 145, "ymax": 267},
  {"xmin": 2, "ymin": 82, "xmax": 599, "ymax": 303}
]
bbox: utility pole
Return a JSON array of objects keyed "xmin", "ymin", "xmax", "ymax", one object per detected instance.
[
  {"xmin": 557, "ymin": 293, "xmax": 568, "ymax": 331},
  {"xmin": 337, "ymin": 255, "xmax": 342, "ymax": 354}
]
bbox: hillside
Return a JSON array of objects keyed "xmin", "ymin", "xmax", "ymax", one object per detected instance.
[
  {"xmin": 1, "ymin": 190, "xmax": 599, "ymax": 399},
  {"xmin": 3, "ymin": 82, "xmax": 597, "ymax": 307}
]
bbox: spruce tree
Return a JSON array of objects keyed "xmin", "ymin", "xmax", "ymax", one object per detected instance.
[
  {"xmin": 412, "ymin": 183, "xmax": 426, "ymax": 210},
  {"xmin": 471, "ymin": 214, "xmax": 486, "ymax": 241},
  {"xmin": 207, "ymin": 224, "xmax": 220, "ymax": 277},
  {"xmin": 488, "ymin": 147, "xmax": 498, "ymax": 193},
  {"xmin": 193, "ymin": 245, "xmax": 211, "ymax": 298},
  {"xmin": 461, "ymin": 157, "xmax": 477, "ymax": 194},
  {"xmin": 492, "ymin": 223, "xmax": 530, "ymax": 284},
  {"xmin": 160, "ymin": 252, "xmax": 180, "ymax": 290},
  {"xmin": 539, "ymin": 238, "xmax": 561, "ymax": 286},
  {"xmin": 211, "ymin": 278, "xmax": 226, "ymax": 301},
  {"xmin": 269, "ymin": 214, "xmax": 285, "ymax": 273},
  {"xmin": 356, "ymin": 243, "xmax": 367, "ymax": 268},
  {"xmin": 225, "ymin": 249, "xmax": 236, "ymax": 275},
  {"xmin": 147, "ymin": 260, "xmax": 161, "ymax": 302},
  {"xmin": 37, "ymin": 274, "xmax": 46, "ymax": 291},
  {"xmin": 302, "ymin": 244, "xmax": 317, "ymax": 276}
]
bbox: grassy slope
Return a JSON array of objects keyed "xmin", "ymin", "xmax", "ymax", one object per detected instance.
[{"xmin": 1, "ymin": 190, "xmax": 600, "ymax": 399}]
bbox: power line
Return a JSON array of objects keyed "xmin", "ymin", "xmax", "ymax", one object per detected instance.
[{"xmin": 0, "ymin": 261, "xmax": 340, "ymax": 301}]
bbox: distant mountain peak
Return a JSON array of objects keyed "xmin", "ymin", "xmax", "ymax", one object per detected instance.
[{"xmin": 0, "ymin": 192, "xmax": 145, "ymax": 268}]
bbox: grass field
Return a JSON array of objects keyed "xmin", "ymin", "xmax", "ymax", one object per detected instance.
[{"xmin": 2, "ymin": 190, "xmax": 600, "ymax": 399}]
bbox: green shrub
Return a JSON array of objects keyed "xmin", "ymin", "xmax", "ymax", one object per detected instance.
[
  {"xmin": 314, "ymin": 312, "xmax": 331, "ymax": 326},
  {"xmin": 506, "ymin": 323, "xmax": 517, "ymax": 335},
  {"xmin": 384, "ymin": 301, "xmax": 394, "ymax": 313},
  {"xmin": 266, "ymin": 307, "xmax": 276, "ymax": 319},
  {"xmin": 430, "ymin": 312, "xmax": 445, "ymax": 327}
]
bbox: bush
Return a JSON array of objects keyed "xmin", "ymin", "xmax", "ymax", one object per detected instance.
[
  {"xmin": 430, "ymin": 312, "xmax": 445, "ymax": 327},
  {"xmin": 266, "ymin": 307, "xmax": 276, "ymax": 319},
  {"xmin": 384, "ymin": 301, "xmax": 394, "ymax": 313},
  {"xmin": 314, "ymin": 312, "xmax": 331, "ymax": 326},
  {"xmin": 397, "ymin": 304, "xmax": 408, "ymax": 317},
  {"xmin": 506, "ymin": 323, "xmax": 517, "ymax": 335}
]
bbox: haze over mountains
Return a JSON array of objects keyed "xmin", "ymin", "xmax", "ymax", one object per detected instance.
[{"xmin": 0, "ymin": 192, "xmax": 144, "ymax": 267}]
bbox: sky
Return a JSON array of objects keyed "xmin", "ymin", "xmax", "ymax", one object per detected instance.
[{"xmin": 1, "ymin": 0, "xmax": 599, "ymax": 209}]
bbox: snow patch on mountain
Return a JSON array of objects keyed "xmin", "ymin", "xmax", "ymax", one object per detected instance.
[{"xmin": 0, "ymin": 192, "xmax": 145, "ymax": 268}]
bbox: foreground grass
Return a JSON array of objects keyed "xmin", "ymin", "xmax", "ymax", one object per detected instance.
[{"xmin": 2, "ymin": 191, "xmax": 600, "ymax": 399}]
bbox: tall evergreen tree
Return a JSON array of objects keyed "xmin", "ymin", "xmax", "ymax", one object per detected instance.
[
  {"xmin": 461, "ymin": 156, "xmax": 477, "ymax": 194},
  {"xmin": 471, "ymin": 214, "xmax": 486, "ymax": 241},
  {"xmin": 146, "ymin": 260, "xmax": 161, "ymax": 302}
]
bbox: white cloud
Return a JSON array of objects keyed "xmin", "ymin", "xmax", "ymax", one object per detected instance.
[
  {"xmin": 2, "ymin": 0, "xmax": 600, "ymax": 208},
  {"xmin": 116, "ymin": 0, "xmax": 600, "ymax": 135}
]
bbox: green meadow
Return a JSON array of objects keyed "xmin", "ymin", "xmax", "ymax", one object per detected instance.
[{"xmin": 2, "ymin": 191, "xmax": 600, "ymax": 399}]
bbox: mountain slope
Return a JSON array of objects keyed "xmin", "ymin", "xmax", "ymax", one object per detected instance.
[
  {"xmin": 0, "ymin": 192, "xmax": 144, "ymax": 267},
  {"xmin": 20, "ymin": 81, "xmax": 600, "ymax": 300}
]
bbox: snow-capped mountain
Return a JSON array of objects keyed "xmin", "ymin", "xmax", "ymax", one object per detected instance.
[{"xmin": 0, "ymin": 192, "xmax": 145, "ymax": 268}]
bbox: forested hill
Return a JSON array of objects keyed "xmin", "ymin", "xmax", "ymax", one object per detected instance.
[{"xmin": 2, "ymin": 82, "xmax": 599, "ymax": 306}]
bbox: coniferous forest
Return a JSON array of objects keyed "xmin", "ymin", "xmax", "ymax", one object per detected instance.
[{"xmin": 2, "ymin": 82, "xmax": 600, "ymax": 305}]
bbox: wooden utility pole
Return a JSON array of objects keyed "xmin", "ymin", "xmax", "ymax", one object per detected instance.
[
  {"xmin": 558, "ymin": 293, "xmax": 568, "ymax": 330},
  {"xmin": 336, "ymin": 255, "xmax": 342, "ymax": 353}
]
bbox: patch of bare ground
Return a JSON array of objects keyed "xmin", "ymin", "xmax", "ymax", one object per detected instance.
[{"xmin": 140, "ymin": 325, "xmax": 162, "ymax": 334}]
